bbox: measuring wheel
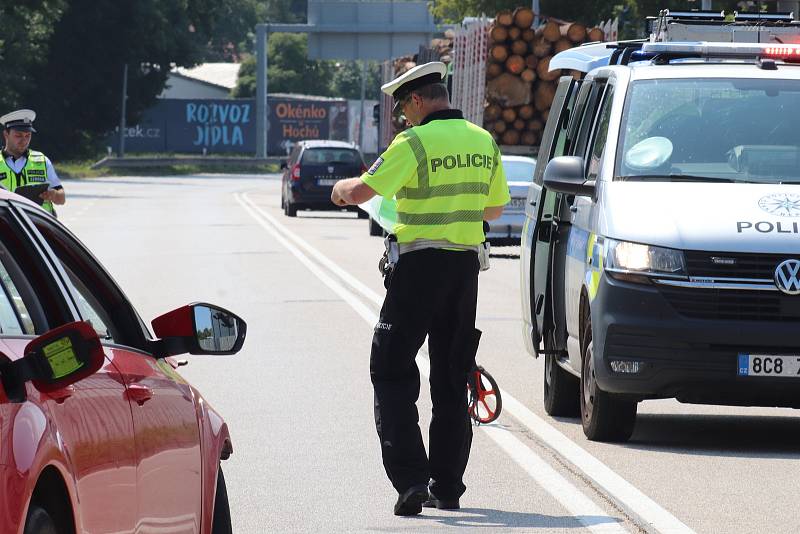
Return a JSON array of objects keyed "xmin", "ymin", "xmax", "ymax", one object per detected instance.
[{"xmin": 467, "ymin": 365, "xmax": 502, "ymax": 424}]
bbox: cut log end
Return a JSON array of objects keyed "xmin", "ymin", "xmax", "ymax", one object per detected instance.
[
  {"xmin": 496, "ymin": 10, "xmax": 513, "ymax": 27},
  {"xmin": 513, "ymin": 7, "xmax": 535, "ymax": 29}
]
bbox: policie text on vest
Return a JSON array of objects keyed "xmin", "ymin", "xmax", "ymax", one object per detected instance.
[{"xmin": 429, "ymin": 153, "xmax": 495, "ymax": 173}]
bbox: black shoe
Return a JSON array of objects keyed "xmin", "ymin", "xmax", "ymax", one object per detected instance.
[
  {"xmin": 394, "ymin": 484, "xmax": 429, "ymax": 516},
  {"xmin": 422, "ymin": 496, "xmax": 460, "ymax": 510}
]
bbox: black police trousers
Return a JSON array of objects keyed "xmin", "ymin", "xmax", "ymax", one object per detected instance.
[{"xmin": 370, "ymin": 248, "xmax": 481, "ymax": 500}]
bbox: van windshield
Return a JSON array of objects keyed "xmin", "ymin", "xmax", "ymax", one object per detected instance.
[{"xmin": 616, "ymin": 78, "xmax": 800, "ymax": 184}]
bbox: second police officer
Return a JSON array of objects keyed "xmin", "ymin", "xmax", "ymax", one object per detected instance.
[
  {"xmin": 331, "ymin": 61, "xmax": 510, "ymax": 516},
  {"xmin": 0, "ymin": 109, "xmax": 66, "ymax": 216}
]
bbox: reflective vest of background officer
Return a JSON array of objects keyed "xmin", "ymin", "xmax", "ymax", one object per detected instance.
[
  {"xmin": 0, "ymin": 109, "xmax": 65, "ymax": 215},
  {"xmin": 331, "ymin": 62, "xmax": 510, "ymax": 517}
]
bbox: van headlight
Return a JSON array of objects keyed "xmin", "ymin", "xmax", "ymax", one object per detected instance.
[{"xmin": 605, "ymin": 239, "xmax": 686, "ymax": 282}]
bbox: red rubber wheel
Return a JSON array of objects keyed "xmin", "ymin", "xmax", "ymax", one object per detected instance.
[{"xmin": 467, "ymin": 365, "xmax": 502, "ymax": 424}]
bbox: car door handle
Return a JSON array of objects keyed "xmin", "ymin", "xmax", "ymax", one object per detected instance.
[
  {"xmin": 126, "ymin": 384, "xmax": 153, "ymax": 406},
  {"xmin": 47, "ymin": 386, "xmax": 74, "ymax": 404}
]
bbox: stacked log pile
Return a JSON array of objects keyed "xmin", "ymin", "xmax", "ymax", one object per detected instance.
[{"xmin": 484, "ymin": 7, "xmax": 605, "ymax": 146}]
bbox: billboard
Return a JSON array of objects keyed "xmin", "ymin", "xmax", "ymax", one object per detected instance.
[{"xmin": 112, "ymin": 97, "xmax": 348, "ymax": 155}]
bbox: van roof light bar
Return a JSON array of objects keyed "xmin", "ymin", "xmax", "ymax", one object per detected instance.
[{"xmin": 641, "ymin": 41, "xmax": 800, "ymax": 61}]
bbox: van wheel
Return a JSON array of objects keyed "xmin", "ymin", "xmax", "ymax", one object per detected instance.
[
  {"xmin": 543, "ymin": 334, "xmax": 579, "ymax": 417},
  {"xmin": 580, "ymin": 314, "xmax": 637, "ymax": 442},
  {"xmin": 369, "ymin": 217, "xmax": 383, "ymax": 236},
  {"xmin": 211, "ymin": 466, "xmax": 233, "ymax": 534},
  {"xmin": 24, "ymin": 504, "xmax": 59, "ymax": 534},
  {"xmin": 284, "ymin": 200, "xmax": 297, "ymax": 217}
]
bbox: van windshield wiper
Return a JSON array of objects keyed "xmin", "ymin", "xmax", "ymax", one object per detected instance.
[{"xmin": 619, "ymin": 174, "xmax": 738, "ymax": 183}]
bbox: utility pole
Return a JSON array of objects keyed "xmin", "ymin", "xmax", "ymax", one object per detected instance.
[
  {"xmin": 358, "ymin": 60, "xmax": 367, "ymax": 151},
  {"xmin": 256, "ymin": 25, "xmax": 268, "ymax": 158},
  {"xmin": 118, "ymin": 63, "xmax": 128, "ymax": 158}
]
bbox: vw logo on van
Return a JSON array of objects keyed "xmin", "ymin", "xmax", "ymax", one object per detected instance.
[
  {"xmin": 759, "ymin": 193, "xmax": 800, "ymax": 217},
  {"xmin": 775, "ymin": 259, "xmax": 800, "ymax": 295}
]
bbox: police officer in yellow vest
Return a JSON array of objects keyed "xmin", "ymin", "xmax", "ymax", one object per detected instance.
[
  {"xmin": 0, "ymin": 109, "xmax": 65, "ymax": 215},
  {"xmin": 332, "ymin": 62, "xmax": 510, "ymax": 516}
]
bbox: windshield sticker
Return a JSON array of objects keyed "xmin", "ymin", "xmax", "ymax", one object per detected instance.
[
  {"xmin": 759, "ymin": 193, "xmax": 800, "ymax": 218},
  {"xmin": 367, "ymin": 157, "xmax": 384, "ymax": 175}
]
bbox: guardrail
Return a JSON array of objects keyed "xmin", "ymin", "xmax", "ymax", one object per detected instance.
[{"xmin": 91, "ymin": 156, "xmax": 287, "ymax": 170}]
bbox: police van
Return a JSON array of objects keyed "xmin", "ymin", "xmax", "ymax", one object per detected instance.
[{"xmin": 521, "ymin": 11, "xmax": 800, "ymax": 442}]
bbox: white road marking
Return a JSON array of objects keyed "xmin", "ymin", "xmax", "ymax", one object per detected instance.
[
  {"xmin": 238, "ymin": 193, "xmax": 626, "ymax": 532},
  {"xmin": 237, "ymin": 192, "xmax": 695, "ymax": 534}
]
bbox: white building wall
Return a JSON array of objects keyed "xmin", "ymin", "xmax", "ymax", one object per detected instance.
[{"xmin": 159, "ymin": 75, "xmax": 232, "ymax": 100}]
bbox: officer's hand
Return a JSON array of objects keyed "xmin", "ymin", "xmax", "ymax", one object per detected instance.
[
  {"xmin": 331, "ymin": 184, "xmax": 347, "ymax": 206},
  {"xmin": 40, "ymin": 188, "xmax": 65, "ymax": 205}
]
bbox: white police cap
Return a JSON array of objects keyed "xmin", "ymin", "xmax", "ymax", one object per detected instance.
[
  {"xmin": 1, "ymin": 109, "xmax": 37, "ymax": 132},
  {"xmin": 381, "ymin": 62, "xmax": 447, "ymax": 113}
]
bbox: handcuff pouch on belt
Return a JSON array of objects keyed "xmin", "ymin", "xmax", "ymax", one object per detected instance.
[
  {"xmin": 379, "ymin": 234, "xmax": 399, "ymax": 287},
  {"xmin": 478, "ymin": 221, "xmax": 490, "ymax": 272}
]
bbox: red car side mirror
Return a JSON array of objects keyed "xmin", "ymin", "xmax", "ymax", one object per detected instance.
[
  {"xmin": 0, "ymin": 321, "xmax": 104, "ymax": 403},
  {"xmin": 151, "ymin": 303, "xmax": 246, "ymax": 358}
]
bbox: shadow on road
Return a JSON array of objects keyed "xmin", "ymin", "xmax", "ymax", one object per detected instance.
[
  {"xmin": 626, "ymin": 413, "xmax": 800, "ymax": 457},
  {"xmin": 412, "ymin": 508, "xmax": 622, "ymax": 529},
  {"xmin": 554, "ymin": 412, "xmax": 800, "ymax": 457}
]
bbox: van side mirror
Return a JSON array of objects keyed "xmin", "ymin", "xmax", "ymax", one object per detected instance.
[
  {"xmin": 543, "ymin": 156, "xmax": 595, "ymax": 197},
  {"xmin": 280, "ymin": 161, "xmax": 288, "ymax": 170},
  {"xmin": 0, "ymin": 321, "xmax": 104, "ymax": 403},
  {"xmin": 151, "ymin": 303, "xmax": 247, "ymax": 357}
]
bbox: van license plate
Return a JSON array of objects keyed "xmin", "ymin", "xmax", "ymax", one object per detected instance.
[
  {"xmin": 737, "ymin": 354, "xmax": 800, "ymax": 377},
  {"xmin": 317, "ymin": 178, "xmax": 340, "ymax": 186}
]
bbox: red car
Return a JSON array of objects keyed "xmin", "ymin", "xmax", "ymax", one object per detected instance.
[{"xmin": 0, "ymin": 189, "xmax": 246, "ymax": 534}]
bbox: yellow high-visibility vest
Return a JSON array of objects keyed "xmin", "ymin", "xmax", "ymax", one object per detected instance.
[
  {"xmin": 0, "ymin": 150, "xmax": 55, "ymax": 214},
  {"xmin": 362, "ymin": 111, "xmax": 509, "ymax": 245}
]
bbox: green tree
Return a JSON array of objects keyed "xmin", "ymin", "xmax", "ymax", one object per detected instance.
[
  {"xmin": 0, "ymin": 1, "xmax": 66, "ymax": 116},
  {"xmin": 330, "ymin": 61, "xmax": 382, "ymax": 100},
  {"xmin": 19, "ymin": 0, "xmax": 256, "ymax": 158},
  {"xmin": 233, "ymin": 33, "xmax": 335, "ymax": 97}
]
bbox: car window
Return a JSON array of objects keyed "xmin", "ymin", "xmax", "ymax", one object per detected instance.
[
  {"xmin": 554, "ymin": 81, "xmax": 585, "ymax": 159},
  {"xmin": 26, "ymin": 212, "xmax": 121, "ymax": 342},
  {"xmin": 616, "ymin": 78, "xmax": 800, "ymax": 183},
  {"xmin": 0, "ymin": 244, "xmax": 34, "ymax": 335},
  {"xmin": 573, "ymin": 81, "xmax": 607, "ymax": 159},
  {"xmin": 301, "ymin": 148, "xmax": 360, "ymax": 164},
  {"xmin": 502, "ymin": 160, "xmax": 536, "ymax": 182},
  {"xmin": 0, "ymin": 209, "xmax": 66, "ymax": 335},
  {"xmin": 586, "ymin": 85, "xmax": 615, "ymax": 181},
  {"xmin": 288, "ymin": 144, "xmax": 301, "ymax": 164}
]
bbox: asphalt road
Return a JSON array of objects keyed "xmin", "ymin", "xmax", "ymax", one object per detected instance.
[{"xmin": 59, "ymin": 174, "xmax": 800, "ymax": 534}]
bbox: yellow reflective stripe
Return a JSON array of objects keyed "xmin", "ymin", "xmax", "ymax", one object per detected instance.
[
  {"xmin": 489, "ymin": 140, "xmax": 501, "ymax": 183},
  {"xmin": 397, "ymin": 210, "xmax": 484, "ymax": 225},
  {"xmin": 586, "ymin": 233, "xmax": 603, "ymax": 301},
  {"xmin": 396, "ymin": 181, "xmax": 489, "ymax": 199},
  {"xmin": 400, "ymin": 129, "xmax": 429, "ymax": 189},
  {"xmin": 28, "ymin": 150, "xmax": 46, "ymax": 163}
]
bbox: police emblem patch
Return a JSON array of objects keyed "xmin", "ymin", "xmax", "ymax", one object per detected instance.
[
  {"xmin": 368, "ymin": 157, "xmax": 384, "ymax": 175},
  {"xmin": 758, "ymin": 193, "xmax": 800, "ymax": 217}
]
